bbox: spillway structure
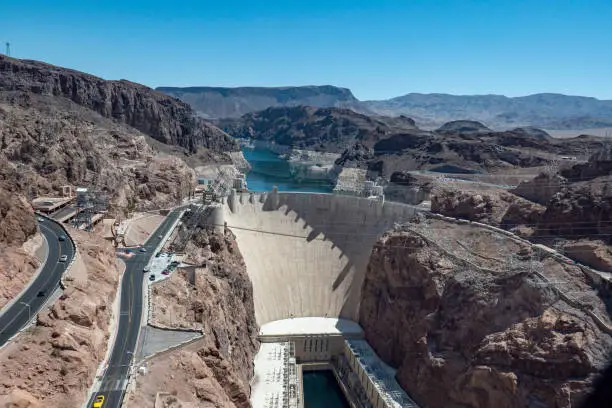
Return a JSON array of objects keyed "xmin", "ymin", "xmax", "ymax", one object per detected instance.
[{"xmin": 215, "ymin": 188, "xmax": 421, "ymax": 408}]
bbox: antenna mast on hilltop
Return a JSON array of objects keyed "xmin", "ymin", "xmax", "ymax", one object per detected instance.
[{"xmin": 4, "ymin": 42, "xmax": 10, "ymax": 56}]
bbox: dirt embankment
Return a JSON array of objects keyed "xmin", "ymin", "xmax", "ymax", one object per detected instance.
[
  {"xmin": 129, "ymin": 227, "xmax": 258, "ymax": 408},
  {"xmin": 0, "ymin": 230, "xmax": 120, "ymax": 408},
  {"xmin": 359, "ymin": 218, "xmax": 612, "ymax": 408}
]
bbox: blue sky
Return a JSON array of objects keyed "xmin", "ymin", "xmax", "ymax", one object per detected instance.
[{"xmin": 1, "ymin": 0, "xmax": 611, "ymax": 100}]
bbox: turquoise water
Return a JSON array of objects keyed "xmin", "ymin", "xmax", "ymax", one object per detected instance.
[
  {"xmin": 303, "ymin": 371, "xmax": 350, "ymax": 408},
  {"xmin": 242, "ymin": 147, "xmax": 334, "ymax": 193}
]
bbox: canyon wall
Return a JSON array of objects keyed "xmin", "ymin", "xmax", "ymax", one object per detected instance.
[
  {"xmin": 359, "ymin": 218, "xmax": 612, "ymax": 408},
  {"xmin": 130, "ymin": 224, "xmax": 258, "ymax": 407},
  {"xmin": 0, "ymin": 55, "xmax": 237, "ymax": 154}
]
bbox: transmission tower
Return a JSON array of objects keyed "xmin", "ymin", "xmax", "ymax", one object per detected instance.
[{"xmin": 5, "ymin": 42, "xmax": 10, "ymax": 57}]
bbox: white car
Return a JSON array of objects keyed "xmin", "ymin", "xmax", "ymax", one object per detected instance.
[{"xmin": 59, "ymin": 255, "xmax": 68, "ymax": 262}]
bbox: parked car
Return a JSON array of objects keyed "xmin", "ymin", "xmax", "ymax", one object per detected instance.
[
  {"xmin": 149, "ymin": 274, "xmax": 156, "ymax": 281},
  {"xmin": 170, "ymin": 261, "xmax": 180, "ymax": 267},
  {"xmin": 59, "ymin": 255, "xmax": 68, "ymax": 262},
  {"xmin": 162, "ymin": 270, "xmax": 170, "ymax": 275},
  {"xmin": 143, "ymin": 266, "xmax": 150, "ymax": 273},
  {"xmin": 37, "ymin": 217, "xmax": 45, "ymax": 222}
]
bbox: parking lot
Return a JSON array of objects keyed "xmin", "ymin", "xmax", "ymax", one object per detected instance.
[{"xmin": 146, "ymin": 251, "xmax": 182, "ymax": 284}]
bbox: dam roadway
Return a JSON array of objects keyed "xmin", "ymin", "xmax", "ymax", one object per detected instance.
[
  {"xmin": 87, "ymin": 208, "xmax": 183, "ymax": 408},
  {"xmin": 0, "ymin": 217, "xmax": 75, "ymax": 347}
]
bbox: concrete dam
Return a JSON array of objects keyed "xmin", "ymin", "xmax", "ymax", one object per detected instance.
[
  {"xmin": 216, "ymin": 189, "xmax": 421, "ymax": 408},
  {"xmin": 222, "ymin": 190, "xmax": 419, "ymax": 325}
]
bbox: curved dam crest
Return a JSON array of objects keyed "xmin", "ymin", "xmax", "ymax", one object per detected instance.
[{"xmin": 222, "ymin": 191, "xmax": 419, "ymax": 325}]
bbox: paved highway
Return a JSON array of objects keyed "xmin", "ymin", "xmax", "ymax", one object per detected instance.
[
  {"xmin": 0, "ymin": 217, "xmax": 75, "ymax": 347},
  {"xmin": 87, "ymin": 208, "xmax": 184, "ymax": 408}
]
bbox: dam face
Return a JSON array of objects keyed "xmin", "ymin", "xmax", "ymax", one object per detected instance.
[{"xmin": 223, "ymin": 191, "xmax": 418, "ymax": 325}]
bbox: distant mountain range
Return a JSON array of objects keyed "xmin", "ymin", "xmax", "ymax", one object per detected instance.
[
  {"xmin": 156, "ymin": 86, "xmax": 612, "ymax": 131},
  {"xmin": 156, "ymin": 85, "xmax": 364, "ymax": 120}
]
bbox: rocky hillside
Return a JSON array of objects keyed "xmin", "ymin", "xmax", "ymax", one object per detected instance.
[
  {"xmin": 359, "ymin": 218, "xmax": 612, "ymax": 408},
  {"xmin": 0, "ymin": 55, "xmax": 237, "ymax": 154},
  {"xmin": 130, "ymin": 219, "xmax": 258, "ymax": 407},
  {"xmin": 0, "ymin": 92, "xmax": 197, "ymax": 212},
  {"xmin": 219, "ymin": 106, "xmax": 418, "ymax": 153},
  {"xmin": 156, "ymin": 85, "xmax": 364, "ymax": 119},
  {"xmin": 364, "ymin": 93, "xmax": 612, "ymax": 130},
  {"xmin": 221, "ymin": 106, "xmax": 605, "ymax": 178}
]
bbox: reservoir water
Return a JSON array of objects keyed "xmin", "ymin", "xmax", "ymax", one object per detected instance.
[
  {"xmin": 303, "ymin": 371, "xmax": 350, "ymax": 408},
  {"xmin": 242, "ymin": 147, "xmax": 334, "ymax": 193}
]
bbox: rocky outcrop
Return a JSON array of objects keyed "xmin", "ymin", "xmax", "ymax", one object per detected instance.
[
  {"xmin": 511, "ymin": 173, "xmax": 568, "ymax": 205},
  {"xmin": 538, "ymin": 179, "xmax": 612, "ymax": 240},
  {"xmin": 436, "ymin": 120, "xmax": 491, "ymax": 134},
  {"xmin": 563, "ymin": 240, "xmax": 612, "ymax": 272},
  {"xmin": 431, "ymin": 184, "xmax": 546, "ymax": 234},
  {"xmin": 219, "ymin": 106, "xmax": 399, "ymax": 153},
  {"xmin": 133, "ymin": 221, "xmax": 258, "ymax": 407},
  {"xmin": 535, "ymin": 147, "xmax": 612, "ymax": 241},
  {"xmin": 0, "ymin": 231, "xmax": 120, "ymax": 406},
  {"xmin": 359, "ymin": 219, "xmax": 612, "ymax": 408},
  {"xmin": 0, "ymin": 55, "xmax": 238, "ymax": 154}
]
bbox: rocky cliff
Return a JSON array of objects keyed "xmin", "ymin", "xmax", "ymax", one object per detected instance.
[
  {"xmin": 359, "ymin": 218, "xmax": 612, "ymax": 408},
  {"xmin": 0, "ymin": 184, "xmax": 40, "ymax": 310},
  {"xmin": 130, "ymin": 220, "xmax": 258, "ymax": 407},
  {"xmin": 0, "ymin": 55, "xmax": 238, "ymax": 154},
  {"xmin": 157, "ymin": 85, "xmax": 364, "ymax": 119}
]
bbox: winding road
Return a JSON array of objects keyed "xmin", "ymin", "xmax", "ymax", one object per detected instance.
[
  {"xmin": 0, "ymin": 216, "xmax": 75, "ymax": 347},
  {"xmin": 87, "ymin": 208, "xmax": 184, "ymax": 408}
]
